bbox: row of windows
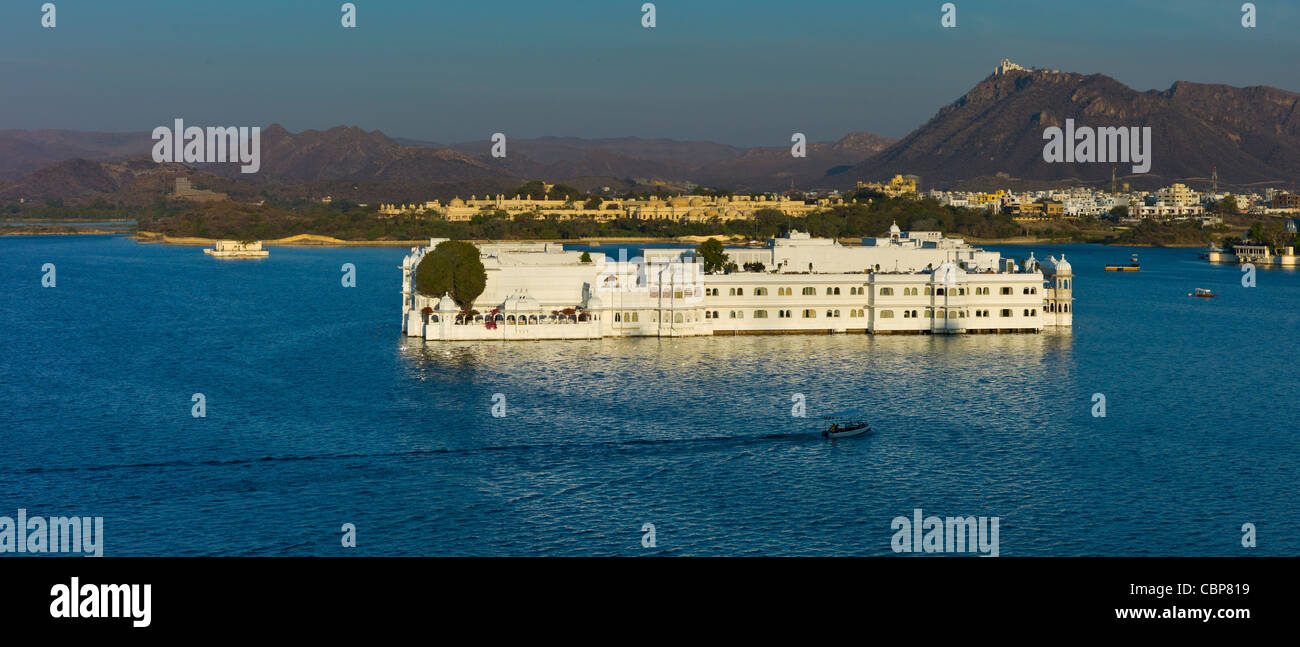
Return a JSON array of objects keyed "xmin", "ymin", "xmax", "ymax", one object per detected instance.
[
  {"xmin": 616, "ymin": 305, "xmax": 1053, "ymax": 323},
  {"xmin": 704, "ymin": 285, "xmax": 1042, "ymax": 298},
  {"xmin": 443, "ymin": 313, "xmax": 596, "ymax": 324},
  {"xmin": 614, "ymin": 311, "xmax": 700, "ymax": 324},
  {"xmin": 877, "ymin": 308, "xmax": 1039, "ymax": 319}
]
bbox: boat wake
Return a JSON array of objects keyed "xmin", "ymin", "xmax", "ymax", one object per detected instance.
[{"xmin": 9, "ymin": 431, "xmax": 823, "ymax": 477}]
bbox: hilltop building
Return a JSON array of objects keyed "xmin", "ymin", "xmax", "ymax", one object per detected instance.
[
  {"xmin": 994, "ymin": 58, "xmax": 1061, "ymax": 76},
  {"xmin": 856, "ymin": 174, "xmax": 919, "ymax": 197},
  {"xmin": 171, "ymin": 177, "xmax": 227, "ymax": 202}
]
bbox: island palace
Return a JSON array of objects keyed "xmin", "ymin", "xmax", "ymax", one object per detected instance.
[{"xmin": 401, "ymin": 225, "xmax": 1073, "ymax": 341}]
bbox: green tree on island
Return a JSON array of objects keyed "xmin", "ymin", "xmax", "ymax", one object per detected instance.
[
  {"xmin": 695, "ymin": 237, "xmax": 730, "ymax": 274},
  {"xmin": 416, "ymin": 240, "xmax": 487, "ymax": 309},
  {"xmin": 579, "ymin": 251, "xmax": 592, "ymax": 263}
]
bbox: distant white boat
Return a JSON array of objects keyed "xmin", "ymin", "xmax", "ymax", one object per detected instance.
[{"xmin": 203, "ymin": 240, "xmax": 268, "ymax": 258}]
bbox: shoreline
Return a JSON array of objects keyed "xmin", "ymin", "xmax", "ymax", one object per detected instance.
[
  {"xmin": 1, "ymin": 229, "xmax": 1210, "ymax": 249},
  {"xmin": 131, "ymin": 232, "xmax": 752, "ymax": 247}
]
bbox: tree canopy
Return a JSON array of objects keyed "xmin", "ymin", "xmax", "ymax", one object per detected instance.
[
  {"xmin": 695, "ymin": 237, "xmax": 730, "ymax": 273},
  {"xmin": 415, "ymin": 240, "xmax": 487, "ymax": 310}
]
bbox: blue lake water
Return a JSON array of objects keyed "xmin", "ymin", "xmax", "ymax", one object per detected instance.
[{"xmin": 1, "ymin": 234, "xmax": 1297, "ymax": 556}]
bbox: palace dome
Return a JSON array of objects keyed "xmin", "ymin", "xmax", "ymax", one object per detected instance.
[
  {"xmin": 436, "ymin": 294, "xmax": 458, "ymax": 311},
  {"xmin": 502, "ymin": 292, "xmax": 542, "ymax": 311},
  {"xmin": 930, "ymin": 262, "xmax": 963, "ymax": 283}
]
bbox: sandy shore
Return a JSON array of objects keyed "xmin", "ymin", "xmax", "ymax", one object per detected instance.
[
  {"xmin": 132, "ymin": 232, "xmax": 752, "ymax": 247},
  {"xmin": 133, "ymin": 232, "xmax": 430, "ymax": 247}
]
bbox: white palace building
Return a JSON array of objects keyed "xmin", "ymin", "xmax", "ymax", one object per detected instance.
[{"xmin": 401, "ymin": 225, "xmax": 1073, "ymax": 341}]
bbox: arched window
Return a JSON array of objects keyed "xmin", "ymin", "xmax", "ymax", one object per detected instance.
[
  {"xmin": 802, "ymin": 287, "xmax": 816, "ymax": 295},
  {"xmin": 615, "ymin": 313, "xmax": 622, "ymax": 322},
  {"xmin": 754, "ymin": 287, "xmax": 768, "ymax": 296},
  {"xmin": 880, "ymin": 287, "xmax": 894, "ymax": 296},
  {"xmin": 879, "ymin": 310, "xmax": 894, "ymax": 318},
  {"xmin": 935, "ymin": 288, "xmax": 945, "ymax": 296},
  {"xmin": 674, "ymin": 313, "xmax": 684, "ymax": 323}
]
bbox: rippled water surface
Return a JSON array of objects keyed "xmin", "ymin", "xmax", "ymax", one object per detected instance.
[{"xmin": 1, "ymin": 235, "xmax": 1297, "ymax": 555}]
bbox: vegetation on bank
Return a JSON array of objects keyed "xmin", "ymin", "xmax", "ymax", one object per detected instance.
[
  {"xmin": 1105, "ymin": 221, "xmax": 1215, "ymax": 247},
  {"xmin": 5, "ymin": 193, "xmax": 1290, "ymax": 250},
  {"xmin": 2, "ymin": 198, "xmax": 136, "ymax": 221},
  {"xmin": 118, "ymin": 195, "xmax": 1024, "ymax": 242}
]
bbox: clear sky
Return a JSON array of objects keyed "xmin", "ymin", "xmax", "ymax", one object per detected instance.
[{"xmin": 2, "ymin": 0, "xmax": 1297, "ymax": 146}]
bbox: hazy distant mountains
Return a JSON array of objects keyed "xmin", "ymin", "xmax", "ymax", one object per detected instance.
[
  {"xmin": 0, "ymin": 124, "xmax": 893, "ymax": 202},
  {"xmin": 4, "ymin": 62, "xmax": 1300, "ymax": 203},
  {"xmin": 846, "ymin": 68, "xmax": 1300, "ymax": 189}
]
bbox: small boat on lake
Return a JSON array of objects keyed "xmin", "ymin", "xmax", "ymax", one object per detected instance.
[
  {"xmin": 1188, "ymin": 288, "xmax": 1217, "ymax": 298},
  {"xmin": 821, "ymin": 411, "xmax": 872, "ymax": 438},
  {"xmin": 1105, "ymin": 253, "xmax": 1140, "ymax": 272},
  {"xmin": 204, "ymin": 240, "xmax": 268, "ymax": 258}
]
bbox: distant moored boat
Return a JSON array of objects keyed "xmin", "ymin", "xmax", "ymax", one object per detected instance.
[
  {"xmin": 1105, "ymin": 253, "xmax": 1140, "ymax": 271},
  {"xmin": 203, "ymin": 240, "xmax": 269, "ymax": 258}
]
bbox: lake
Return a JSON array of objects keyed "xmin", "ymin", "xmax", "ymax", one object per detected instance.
[{"xmin": 1, "ymin": 234, "xmax": 1296, "ymax": 555}]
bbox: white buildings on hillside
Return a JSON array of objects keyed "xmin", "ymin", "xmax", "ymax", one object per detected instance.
[{"xmin": 401, "ymin": 228, "xmax": 1073, "ymax": 341}]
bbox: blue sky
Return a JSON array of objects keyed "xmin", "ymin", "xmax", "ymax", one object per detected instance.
[{"xmin": 2, "ymin": 0, "xmax": 1296, "ymax": 146}]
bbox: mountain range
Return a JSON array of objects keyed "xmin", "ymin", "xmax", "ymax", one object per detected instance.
[
  {"xmin": 0, "ymin": 125, "xmax": 893, "ymax": 203},
  {"xmin": 847, "ymin": 67, "xmax": 1300, "ymax": 189},
  {"xmin": 4, "ymin": 62, "xmax": 1299, "ymax": 204}
]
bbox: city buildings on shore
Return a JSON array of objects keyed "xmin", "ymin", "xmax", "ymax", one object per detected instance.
[
  {"xmin": 379, "ymin": 193, "xmax": 840, "ymax": 223},
  {"xmin": 931, "ymin": 182, "xmax": 1300, "ymax": 224},
  {"xmin": 401, "ymin": 226, "xmax": 1073, "ymax": 341},
  {"xmin": 377, "ymin": 177, "xmax": 1298, "ymax": 228}
]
